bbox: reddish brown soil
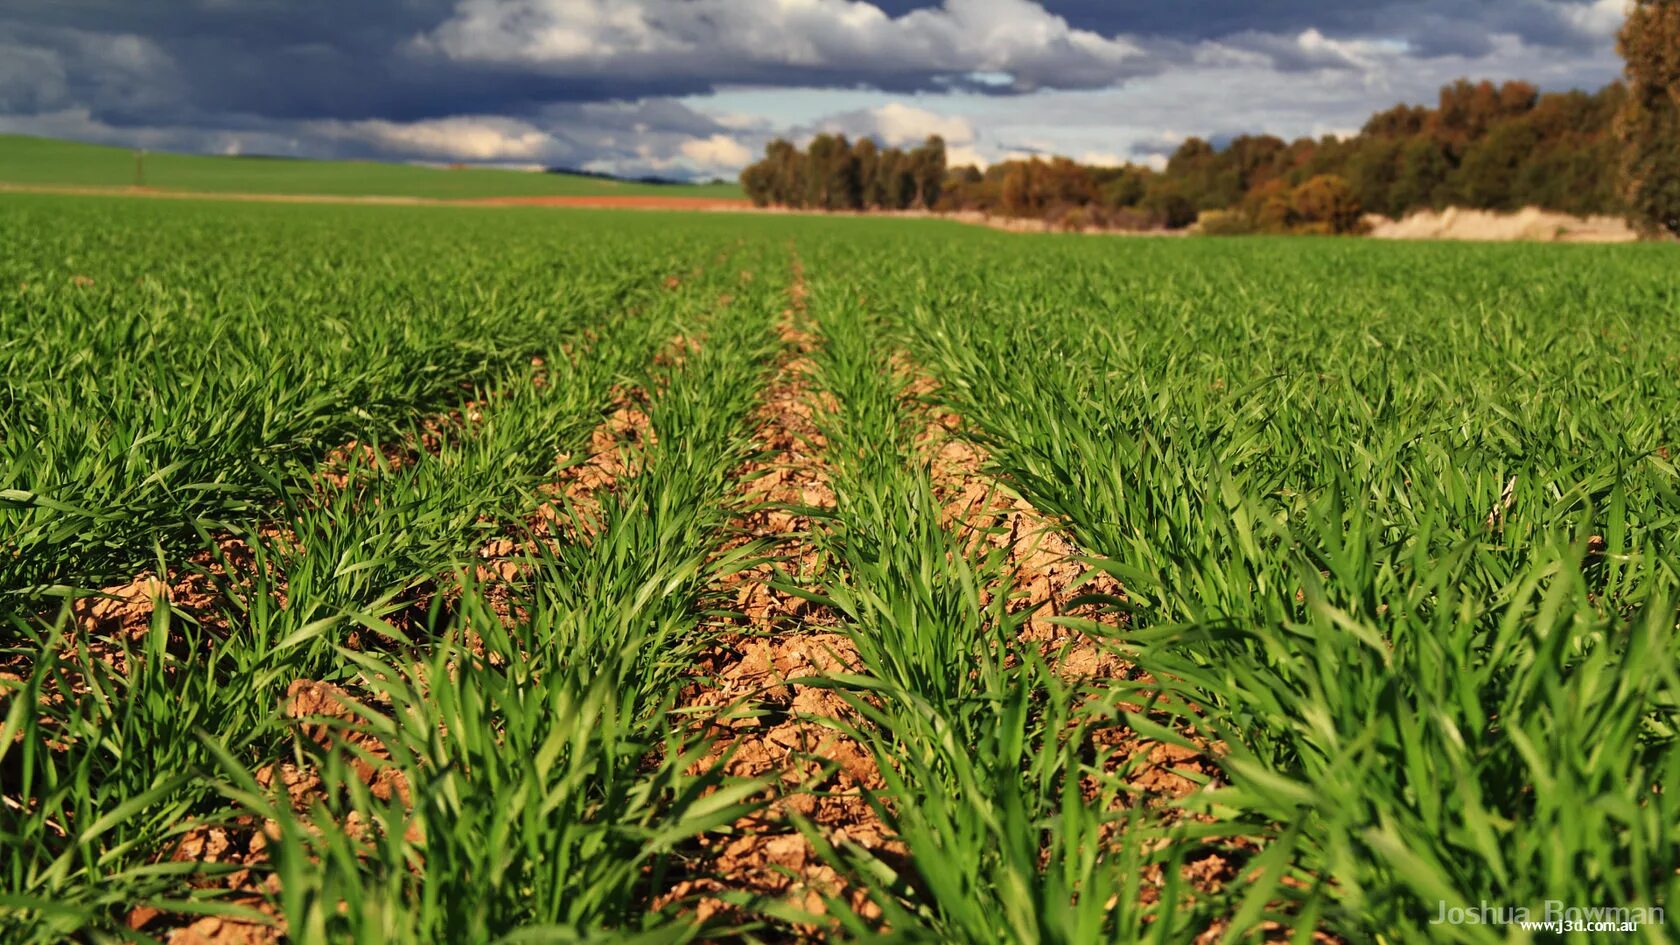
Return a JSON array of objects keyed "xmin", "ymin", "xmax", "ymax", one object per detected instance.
[
  {"xmin": 929, "ymin": 433, "xmax": 1330, "ymax": 945},
  {"xmin": 473, "ymin": 194, "xmax": 753, "ymax": 212},
  {"xmin": 68, "ymin": 539, "xmax": 256, "ymax": 642},
  {"xmin": 129, "ymin": 679, "xmax": 419, "ymax": 945},
  {"xmin": 11, "ymin": 538, "xmax": 274, "ymax": 694},
  {"xmin": 480, "ymin": 326, "xmax": 712, "ymax": 601},
  {"xmin": 0, "ymin": 183, "xmax": 1175, "ymax": 236},
  {"xmin": 12, "ymin": 266, "xmax": 720, "ymax": 944}
]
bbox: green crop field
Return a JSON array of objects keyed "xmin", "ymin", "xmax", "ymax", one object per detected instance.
[
  {"xmin": 0, "ymin": 135, "xmax": 744, "ymax": 200},
  {"xmin": 2, "ymin": 192, "xmax": 1678, "ymax": 945}
]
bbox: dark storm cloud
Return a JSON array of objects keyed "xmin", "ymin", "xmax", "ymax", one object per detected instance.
[
  {"xmin": 0, "ymin": 0, "xmax": 1623, "ymax": 124},
  {"xmin": 2, "ymin": 0, "xmax": 1150, "ymax": 128},
  {"xmin": 0, "ymin": 0, "xmax": 1626, "ymax": 174},
  {"xmin": 875, "ymin": 0, "xmax": 1620, "ymax": 57},
  {"xmin": 406, "ymin": 0, "xmax": 1175, "ymax": 99},
  {"xmin": 0, "ymin": 3, "xmax": 727, "ymax": 126}
]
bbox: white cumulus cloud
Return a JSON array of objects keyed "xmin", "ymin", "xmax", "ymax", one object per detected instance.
[
  {"xmin": 308, "ymin": 116, "xmax": 556, "ymax": 161},
  {"xmin": 809, "ymin": 102, "xmax": 978, "ymax": 148},
  {"xmin": 679, "ymin": 133, "xmax": 752, "ymax": 169},
  {"xmin": 1559, "ymin": 0, "xmax": 1629, "ymax": 38},
  {"xmin": 414, "ymin": 0, "xmax": 1155, "ymax": 93},
  {"xmin": 862, "ymin": 102, "xmax": 976, "ymax": 146},
  {"xmin": 1077, "ymin": 151, "xmax": 1129, "ymax": 168}
]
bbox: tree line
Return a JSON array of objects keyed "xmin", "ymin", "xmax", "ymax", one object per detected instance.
[
  {"xmin": 740, "ymin": 135, "xmax": 947, "ymax": 211},
  {"xmin": 739, "ymin": 1, "xmax": 1680, "ymax": 237}
]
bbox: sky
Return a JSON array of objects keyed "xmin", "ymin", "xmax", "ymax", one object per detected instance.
[{"xmin": 0, "ymin": 0, "xmax": 1630, "ymax": 180}]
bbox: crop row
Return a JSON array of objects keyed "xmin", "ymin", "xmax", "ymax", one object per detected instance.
[
  {"xmin": 819, "ymin": 228, "xmax": 1680, "ymax": 941},
  {"xmin": 3, "ymin": 197, "xmax": 1679, "ymax": 944}
]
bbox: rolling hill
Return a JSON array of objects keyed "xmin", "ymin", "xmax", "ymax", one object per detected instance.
[{"xmin": 0, "ymin": 134, "xmax": 743, "ymax": 200}]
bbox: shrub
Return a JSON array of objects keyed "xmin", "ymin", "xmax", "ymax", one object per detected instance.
[
  {"xmin": 1291, "ymin": 174, "xmax": 1365, "ymax": 234},
  {"xmin": 1194, "ymin": 209, "xmax": 1258, "ymax": 236},
  {"xmin": 1105, "ymin": 206, "xmax": 1158, "ymax": 231}
]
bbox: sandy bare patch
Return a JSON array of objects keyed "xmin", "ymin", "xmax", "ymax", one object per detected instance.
[
  {"xmin": 473, "ymin": 194, "xmax": 753, "ymax": 212},
  {"xmin": 1366, "ymin": 206, "xmax": 1639, "ymax": 243}
]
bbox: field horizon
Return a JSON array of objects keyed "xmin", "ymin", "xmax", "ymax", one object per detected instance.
[{"xmin": 0, "ymin": 133, "xmax": 745, "ymax": 201}]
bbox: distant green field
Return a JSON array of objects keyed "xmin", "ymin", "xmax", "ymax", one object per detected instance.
[{"xmin": 0, "ymin": 134, "xmax": 744, "ymax": 200}]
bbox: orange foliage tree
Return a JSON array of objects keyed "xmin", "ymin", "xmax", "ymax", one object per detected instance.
[
  {"xmin": 1617, "ymin": 0, "xmax": 1680, "ymax": 235},
  {"xmin": 1290, "ymin": 175, "xmax": 1365, "ymax": 234}
]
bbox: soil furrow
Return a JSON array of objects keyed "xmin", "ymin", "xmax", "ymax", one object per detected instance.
[
  {"xmin": 121, "ymin": 370, "xmax": 670, "ymax": 945},
  {"xmin": 899, "ymin": 360, "xmax": 1247, "ymax": 908},
  {"xmin": 47, "ymin": 320, "xmax": 706, "ymax": 945},
  {"xmin": 32, "ymin": 252, "xmax": 707, "ymax": 655},
  {"xmin": 659, "ymin": 250, "xmax": 894, "ymax": 935}
]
